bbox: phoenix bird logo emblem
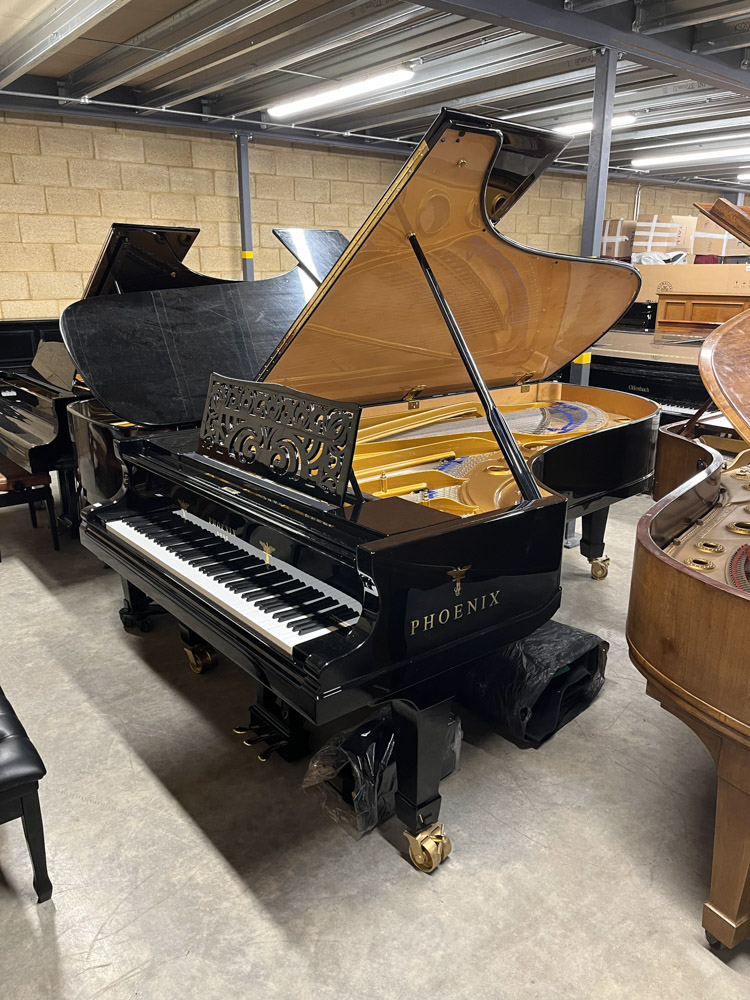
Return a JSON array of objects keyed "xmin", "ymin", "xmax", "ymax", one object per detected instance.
[
  {"xmin": 260, "ymin": 540, "xmax": 275, "ymax": 565},
  {"xmin": 448, "ymin": 565, "xmax": 471, "ymax": 596}
]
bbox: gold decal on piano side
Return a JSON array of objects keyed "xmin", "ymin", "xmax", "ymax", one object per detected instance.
[
  {"xmin": 447, "ymin": 565, "xmax": 470, "ymax": 596},
  {"xmin": 409, "ymin": 590, "xmax": 501, "ymax": 636},
  {"xmin": 261, "ymin": 540, "xmax": 275, "ymax": 564}
]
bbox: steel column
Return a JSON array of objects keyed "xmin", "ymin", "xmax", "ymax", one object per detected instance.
[
  {"xmin": 581, "ymin": 47, "xmax": 617, "ymax": 259},
  {"xmin": 574, "ymin": 47, "xmax": 617, "ymax": 389},
  {"xmin": 236, "ymin": 135, "xmax": 254, "ymax": 281}
]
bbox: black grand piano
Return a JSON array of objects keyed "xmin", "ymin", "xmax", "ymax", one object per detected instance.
[
  {"xmin": 59, "ymin": 109, "xmax": 654, "ymax": 869},
  {"xmin": 0, "ymin": 224, "xmax": 232, "ymax": 530}
]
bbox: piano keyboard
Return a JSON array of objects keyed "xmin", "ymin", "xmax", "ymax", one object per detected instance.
[{"xmin": 106, "ymin": 510, "xmax": 362, "ymax": 656}]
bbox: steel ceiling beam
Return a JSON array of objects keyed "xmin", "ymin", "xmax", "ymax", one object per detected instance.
[
  {"xmin": 422, "ymin": 0, "xmax": 750, "ymax": 96},
  {"xmin": 146, "ymin": 3, "xmax": 427, "ymax": 108},
  {"xmin": 0, "ymin": 0, "xmax": 132, "ymax": 88},
  {"xmin": 303, "ymin": 56, "xmax": 649, "ymax": 135},
  {"xmin": 634, "ymin": 0, "xmax": 750, "ymax": 34},
  {"xmin": 564, "ymin": 0, "xmax": 629, "ymax": 10},
  {"xmin": 693, "ymin": 17, "xmax": 750, "ymax": 53},
  {"xmin": 64, "ymin": 0, "xmax": 301, "ymax": 100},
  {"xmin": 0, "ymin": 85, "xmax": 414, "ymax": 153},
  {"xmin": 227, "ymin": 35, "xmax": 588, "ymax": 119}
]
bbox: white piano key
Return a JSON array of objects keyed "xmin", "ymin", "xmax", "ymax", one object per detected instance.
[{"xmin": 106, "ymin": 512, "xmax": 362, "ymax": 657}]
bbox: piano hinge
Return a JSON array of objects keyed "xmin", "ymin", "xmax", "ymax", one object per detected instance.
[
  {"xmin": 403, "ymin": 384, "xmax": 427, "ymax": 409},
  {"xmin": 515, "ymin": 371, "xmax": 537, "ymax": 387}
]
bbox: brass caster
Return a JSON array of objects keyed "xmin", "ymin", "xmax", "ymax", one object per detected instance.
[
  {"xmin": 404, "ymin": 822, "xmax": 452, "ymax": 873},
  {"xmin": 590, "ymin": 556, "xmax": 610, "ymax": 580},
  {"xmin": 185, "ymin": 645, "xmax": 216, "ymax": 674}
]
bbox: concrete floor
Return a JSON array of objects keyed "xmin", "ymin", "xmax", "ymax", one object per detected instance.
[{"xmin": 0, "ymin": 494, "xmax": 748, "ymax": 999}]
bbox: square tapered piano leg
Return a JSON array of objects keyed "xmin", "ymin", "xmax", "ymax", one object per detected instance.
[{"xmin": 392, "ymin": 693, "xmax": 454, "ymax": 872}]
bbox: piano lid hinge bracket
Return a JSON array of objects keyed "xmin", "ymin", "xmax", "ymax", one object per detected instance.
[{"xmin": 403, "ymin": 384, "xmax": 426, "ymax": 409}]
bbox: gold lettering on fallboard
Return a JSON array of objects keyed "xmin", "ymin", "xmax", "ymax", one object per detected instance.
[
  {"xmin": 410, "ymin": 620, "xmax": 420, "ymax": 636},
  {"xmin": 438, "ymin": 609, "xmax": 450, "ymax": 625},
  {"xmin": 424, "ymin": 613, "xmax": 435, "ymax": 631}
]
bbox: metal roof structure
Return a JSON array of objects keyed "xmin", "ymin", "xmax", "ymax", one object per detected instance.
[{"xmin": 1, "ymin": 0, "xmax": 750, "ymax": 187}]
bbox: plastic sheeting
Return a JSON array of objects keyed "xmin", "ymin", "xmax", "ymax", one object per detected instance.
[
  {"xmin": 457, "ymin": 619, "xmax": 608, "ymax": 748},
  {"xmin": 303, "ymin": 708, "xmax": 462, "ymax": 838}
]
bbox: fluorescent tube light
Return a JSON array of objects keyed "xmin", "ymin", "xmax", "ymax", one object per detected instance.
[
  {"xmin": 632, "ymin": 145, "xmax": 750, "ymax": 168},
  {"xmin": 554, "ymin": 113, "xmax": 636, "ymax": 136},
  {"xmin": 738, "ymin": 172, "xmax": 750, "ymax": 181},
  {"xmin": 267, "ymin": 68, "xmax": 414, "ymax": 119}
]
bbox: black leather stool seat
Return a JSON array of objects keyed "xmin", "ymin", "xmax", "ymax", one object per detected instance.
[
  {"xmin": 0, "ymin": 686, "xmax": 46, "ymax": 792},
  {"xmin": 0, "ymin": 683, "xmax": 52, "ymax": 902}
]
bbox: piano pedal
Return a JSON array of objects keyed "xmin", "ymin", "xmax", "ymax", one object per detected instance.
[
  {"xmin": 234, "ymin": 695, "xmax": 310, "ymax": 763},
  {"xmin": 242, "ymin": 731, "xmax": 272, "ymax": 747},
  {"xmin": 257, "ymin": 740, "xmax": 288, "ymax": 763},
  {"xmin": 589, "ymin": 556, "xmax": 610, "ymax": 580},
  {"xmin": 404, "ymin": 823, "xmax": 452, "ymax": 873}
]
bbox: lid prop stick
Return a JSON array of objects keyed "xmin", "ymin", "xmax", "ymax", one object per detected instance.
[{"xmin": 407, "ymin": 232, "xmax": 542, "ymax": 503}]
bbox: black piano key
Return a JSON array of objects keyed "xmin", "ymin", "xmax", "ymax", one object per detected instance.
[
  {"xmin": 317, "ymin": 604, "xmax": 355, "ymax": 625},
  {"xmin": 254, "ymin": 596, "xmax": 289, "ymax": 612},
  {"xmin": 188, "ymin": 546, "xmax": 235, "ymax": 566},
  {"xmin": 252, "ymin": 581, "xmax": 305, "ymax": 608},
  {"xmin": 272, "ymin": 591, "xmax": 325, "ymax": 621},
  {"xmin": 208, "ymin": 556, "xmax": 256, "ymax": 578},
  {"xmin": 279, "ymin": 599, "xmax": 337, "ymax": 629},
  {"xmin": 292, "ymin": 619, "xmax": 332, "ymax": 636},
  {"xmin": 231, "ymin": 571, "xmax": 285, "ymax": 595},
  {"xmin": 226, "ymin": 568, "xmax": 282, "ymax": 592}
]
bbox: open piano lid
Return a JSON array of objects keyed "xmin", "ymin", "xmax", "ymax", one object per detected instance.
[
  {"xmin": 695, "ymin": 197, "xmax": 750, "ymax": 249},
  {"xmin": 261, "ymin": 109, "xmax": 640, "ymax": 405},
  {"xmin": 83, "ymin": 223, "xmax": 231, "ymax": 297},
  {"xmin": 700, "ymin": 310, "xmax": 750, "ymax": 443}
]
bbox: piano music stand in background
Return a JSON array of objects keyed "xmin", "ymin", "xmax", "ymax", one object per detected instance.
[{"xmin": 0, "ymin": 454, "xmax": 60, "ymax": 562}]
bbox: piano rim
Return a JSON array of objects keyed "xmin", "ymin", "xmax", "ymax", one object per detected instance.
[{"xmin": 626, "ymin": 432, "xmax": 750, "ymax": 743}]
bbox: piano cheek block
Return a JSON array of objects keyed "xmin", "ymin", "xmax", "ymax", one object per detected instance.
[{"xmin": 364, "ymin": 502, "xmax": 566, "ymax": 659}]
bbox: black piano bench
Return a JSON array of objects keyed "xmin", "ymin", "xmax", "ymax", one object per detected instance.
[
  {"xmin": 0, "ymin": 684, "xmax": 52, "ymax": 902},
  {"xmin": 0, "ymin": 454, "xmax": 60, "ymax": 562}
]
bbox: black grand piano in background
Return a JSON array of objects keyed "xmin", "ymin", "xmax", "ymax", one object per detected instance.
[
  {"xmin": 59, "ymin": 109, "xmax": 652, "ymax": 871},
  {"xmin": 0, "ymin": 224, "xmax": 231, "ymax": 531}
]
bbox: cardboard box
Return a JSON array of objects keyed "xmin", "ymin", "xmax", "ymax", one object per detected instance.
[
  {"xmin": 600, "ymin": 219, "xmax": 635, "ymax": 259},
  {"xmin": 636, "ymin": 262, "xmax": 750, "ymax": 302},
  {"xmin": 633, "ymin": 214, "xmax": 697, "ymax": 253},
  {"xmin": 692, "ymin": 212, "xmax": 750, "ymax": 257}
]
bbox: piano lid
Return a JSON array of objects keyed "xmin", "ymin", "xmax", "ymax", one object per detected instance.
[
  {"xmin": 695, "ymin": 198, "xmax": 750, "ymax": 249},
  {"xmin": 699, "ymin": 309, "xmax": 750, "ymax": 442},
  {"xmin": 272, "ymin": 228, "xmax": 349, "ymax": 284},
  {"xmin": 261, "ymin": 109, "xmax": 640, "ymax": 405},
  {"xmin": 84, "ymin": 223, "xmax": 231, "ymax": 297},
  {"xmin": 60, "ymin": 269, "xmax": 318, "ymax": 426}
]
